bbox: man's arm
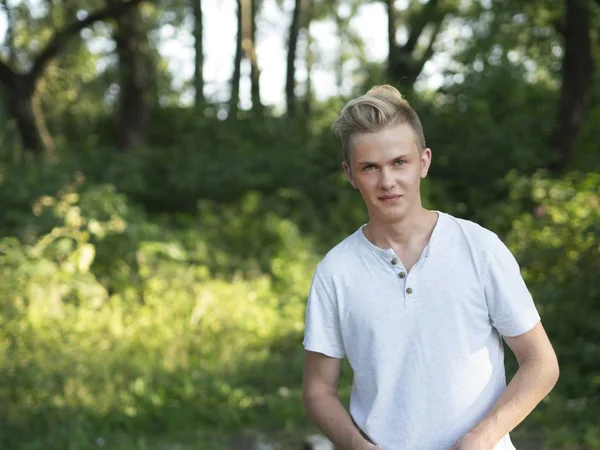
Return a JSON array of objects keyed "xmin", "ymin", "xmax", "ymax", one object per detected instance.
[
  {"xmin": 452, "ymin": 321, "xmax": 559, "ymax": 450},
  {"xmin": 303, "ymin": 350, "xmax": 380, "ymax": 450}
]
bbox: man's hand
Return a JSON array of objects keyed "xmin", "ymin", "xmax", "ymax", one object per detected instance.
[
  {"xmin": 451, "ymin": 431, "xmax": 494, "ymax": 450},
  {"xmin": 350, "ymin": 435, "xmax": 382, "ymax": 450},
  {"xmin": 451, "ymin": 323, "xmax": 559, "ymax": 450}
]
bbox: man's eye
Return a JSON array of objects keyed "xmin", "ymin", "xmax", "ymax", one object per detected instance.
[
  {"xmin": 363, "ymin": 165, "xmax": 375, "ymax": 171},
  {"xmin": 394, "ymin": 160, "xmax": 405, "ymax": 166}
]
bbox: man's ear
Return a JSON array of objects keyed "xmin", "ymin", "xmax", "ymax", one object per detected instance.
[
  {"xmin": 342, "ymin": 161, "xmax": 358, "ymax": 189},
  {"xmin": 420, "ymin": 148, "xmax": 432, "ymax": 179}
]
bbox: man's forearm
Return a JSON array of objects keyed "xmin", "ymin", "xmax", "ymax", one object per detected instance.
[
  {"xmin": 303, "ymin": 393, "xmax": 372, "ymax": 450},
  {"xmin": 469, "ymin": 356, "xmax": 559, "ymax": 446}
]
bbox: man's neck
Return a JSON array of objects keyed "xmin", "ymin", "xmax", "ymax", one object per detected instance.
[{"xmin": 364, "ymin": 208, "xmax": 438, "ymax": 251}]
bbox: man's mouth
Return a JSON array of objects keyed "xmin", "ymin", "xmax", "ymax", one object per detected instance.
[{"xmin": 378, "ymin": 195, "xmax": 402, "ymax": 201}]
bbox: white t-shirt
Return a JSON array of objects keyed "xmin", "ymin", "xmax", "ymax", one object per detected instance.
[{"xmin": 303, "ymin": 211, "xmax": 541, "ymax": 450}]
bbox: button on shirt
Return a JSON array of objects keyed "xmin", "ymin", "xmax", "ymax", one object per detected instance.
[{"xmin": 303, "ymin": 212, "xmax": 541, "ymax": 450}]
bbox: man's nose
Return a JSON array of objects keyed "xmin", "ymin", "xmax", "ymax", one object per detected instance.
[{"xmin": 379, "ymin": 167, "xmax": 395, "ymax": 190}]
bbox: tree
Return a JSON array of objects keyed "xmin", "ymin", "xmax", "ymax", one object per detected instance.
[
  {"xmin": 303, "ymin": 0, "xmax": 315, "ymax": 116},
  {"xmin": 286, "ymin": 0, "xmax": 303, "ymax": 117},
  {"xmin": 0, "ymin": 0, "xmax": 145, "ymax": 154},
  {"xmin": 547, "ymin": 0, "xmax": 596, "ymax": 173},
  {"xmin": 230, "ymin": 0, "xmax": 243, "ymax": 113},
  {"xmin": 244, "ymin": 0, "xmax": 262, "ymax": 111},
  {"xmin": 387, "ymin": 0, "xmax": 448, "ymax": 88},
  {"xmin": 112, "ymin": 1, "xmax": 154, "ymax": 150},
  {"xmin": 0, "ymin": 0, "xmax": 15, "ymax": 64},
  {"xmin": 230, "ymin": 0, "xmax": 263, "ymax": 113},
  {"xmin": 192, "ymin": 0, "xmax": 205, "ymax": 106},
  {"xmin": 287, "ymin": 0, "xmax": 318, "ymax": 117},
  {"xmin": 334, "ymin": 0, "xmax": 365, "ymax": 94}
]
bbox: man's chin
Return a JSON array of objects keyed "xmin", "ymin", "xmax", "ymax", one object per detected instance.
[{"xmin": 369, "ymin": 207, "xmax": 409, "ymax": 223}]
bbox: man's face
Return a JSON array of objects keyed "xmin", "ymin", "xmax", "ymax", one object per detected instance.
[{"xmin": 342, "ymin": 123, "xmax": 432, "ymax": 224}]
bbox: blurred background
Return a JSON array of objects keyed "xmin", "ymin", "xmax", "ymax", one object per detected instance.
[{"xmin": 0, "ymin": 0, "xmax": 599, "ymax": 449}]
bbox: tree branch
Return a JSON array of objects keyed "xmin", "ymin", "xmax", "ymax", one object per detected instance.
[
  {"xmin": 414, "ymin": 15, "xmax": 445, "ymax": 80},
  {"xmin": 403, "ymin": 0, "xmax": 440, "ymax": 55},
  {"xmin": 27, "ymin": 0, "xmax": 144, "ymax": 87},
  {"xmin": 0, "ymin": 58, "xmax": 18, "ymax": 91},
  {"xmin": 286, "ymin": 0, "xmax": 302, "ymax": 115},
  {"xmin": 387, "ymin": 0, "xmax": 397, "ymax": 73},
  {"xmin": 387, "ymin": 0, "xmax": 397, "ymax": 48},
  {"xmin": 1, "ymin": 0, "xmax": 16, "ymax": 62}
]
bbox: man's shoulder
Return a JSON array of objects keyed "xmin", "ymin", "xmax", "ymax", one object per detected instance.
[
  {"xmin": 438, "ymin": 211, "xmax": 501, "ymax": 248},
  {"xmin": 315, "ymin": 227, "xmax": 365, "ymax": 278}
]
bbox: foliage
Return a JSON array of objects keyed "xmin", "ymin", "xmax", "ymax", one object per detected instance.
[
  {"xmin": 1, "ymin": 145, "xmax": 599, "ymax": 449},
  {"xmin": 0, "ymin": 176, "xmax": 323, "ymax": 449},
  {"xmin": 1, "ymin": 0, "xmax": 600, "ymax": 447},
  {"xmin": 504, "ymin": 172, "xmax": 600, "ymax": 448}
]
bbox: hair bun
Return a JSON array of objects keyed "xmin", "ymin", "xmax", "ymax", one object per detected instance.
[{"xmin": 366, "ymin": 84, "xmax": 405, "ymax": 103}]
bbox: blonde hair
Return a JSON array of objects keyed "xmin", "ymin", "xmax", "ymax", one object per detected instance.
[{"xmin": 331, "ymin": 85, "xmax": 426, "ymax": 163}]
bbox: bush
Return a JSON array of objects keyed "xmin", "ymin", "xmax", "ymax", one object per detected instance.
[
  {"xmin": 0, "ymin": 178, "xmax": 321, "ymax": 449},
  {"xmin": 506, "ymin": 172, "xmax": 600, "ymax": 449}
]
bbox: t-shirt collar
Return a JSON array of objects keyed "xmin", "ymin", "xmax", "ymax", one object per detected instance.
[{"xmin": 357, "ymin": 211, "xmax": 444, "ymax": 261}]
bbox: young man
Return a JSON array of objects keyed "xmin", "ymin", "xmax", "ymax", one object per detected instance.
[{"xmin": 302, "ymin": 85, "xmax": 559, "ymax": 450}]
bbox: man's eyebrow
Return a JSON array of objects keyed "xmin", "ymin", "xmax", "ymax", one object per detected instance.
[{"xmin": 356, "ymin": 154, "xmax": 411, "ymax": 166}]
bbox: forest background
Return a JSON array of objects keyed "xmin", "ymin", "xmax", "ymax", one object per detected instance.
[{"xmin": 1, "ymin": 0, "xmax": 599, "ymax": 448}]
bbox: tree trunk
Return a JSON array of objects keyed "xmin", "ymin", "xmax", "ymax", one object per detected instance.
[
  {"xmin": 192, "ymin": 0, "xmax": 205, "ymax": 106},
  {"xmin": 335, "ymin": 8, "xmax": 345, "ymax": 93},
  {"xmin": 114, "ymin": 5, "xmax": 151, "ymax": 150},
  {"xmin": 8, "ymin": 89, "xmax": 46, "ymax": 154},
  {"xmin": 303, "ymin": 0, "xmax": 314, "ymax": 117},
  {"xmin": 387, "ymin": 0, "xmax": 444, "ymax": 88},
  {"xmin": 0, "ymin": 0, "xmax": 144, "ymax": 154},
  {"xmin": 286, "ymin": 0, "xmax": 302, "ymax": 117},
  {"xmin": 548, "ymin": 0, "xmax": 594, "ymax": 173},
  {"xmin": 230, "ymin": 0, "xmax": 243, "ymax": 113},
  {"xmin": 1, "ymin": 0, "xmax": 45, "ymax": 153},
  {"xmin": 248, "ymin": 0, "xmax": 262, "ymax": 111},
  {"xmin": 387, "ymin": 0, "xmax": 397, "ymax": 83}
]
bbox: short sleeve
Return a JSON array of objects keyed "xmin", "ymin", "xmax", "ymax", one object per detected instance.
[
  {"xmin": 302, "ymin": 267, "xmax": 346, "ymax": 359},
  {"xmin": 484, "ymin": 235, "xmax": 541, "ymax": 337}
]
